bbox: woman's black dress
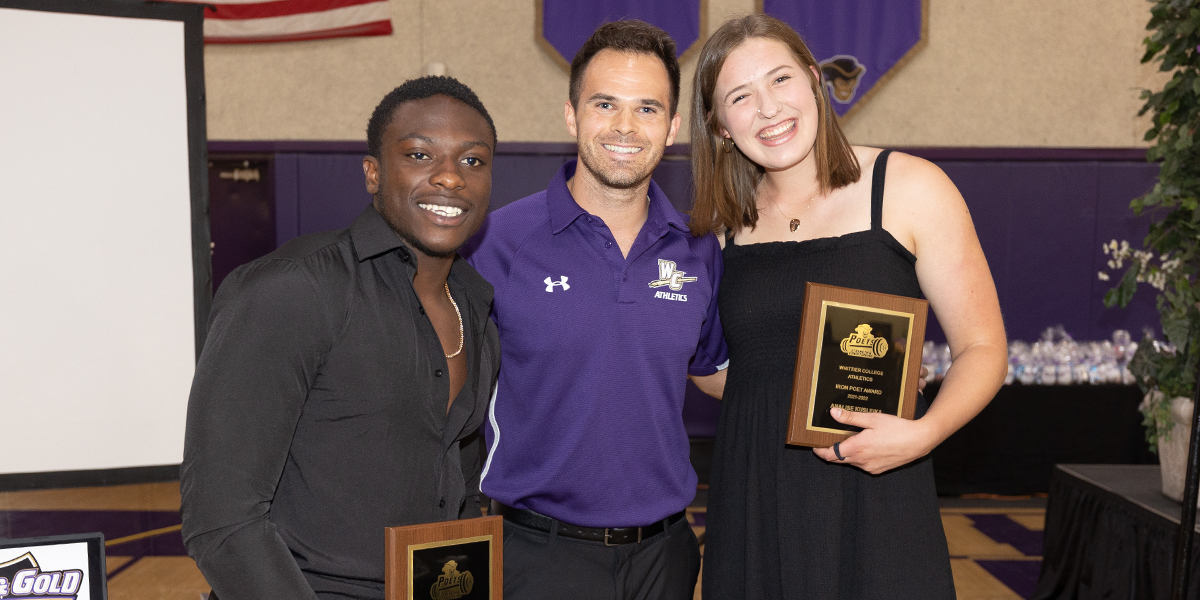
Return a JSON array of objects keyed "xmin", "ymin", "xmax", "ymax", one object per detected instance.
[{"xmin": 702, "ymin": 151, "xmax": 956, "ymax": 599}]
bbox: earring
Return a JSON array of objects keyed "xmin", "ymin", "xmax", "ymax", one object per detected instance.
[{"xmin": 721, "ymin": 137, "xmax": 734, "ymax": 153}]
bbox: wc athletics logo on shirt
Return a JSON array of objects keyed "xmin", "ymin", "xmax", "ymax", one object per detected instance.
[{"xmin": 649, "ymin": 259, "xmax": 697, "ymax": 302}]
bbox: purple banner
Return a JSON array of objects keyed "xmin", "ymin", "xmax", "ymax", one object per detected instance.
[
  {"xmin": 539, "ymin": 0, "xmax": 702, "ymax": 68},
  {"xmin": 761, "ymin": 0, "xmax": 926, "ymax": 117}
]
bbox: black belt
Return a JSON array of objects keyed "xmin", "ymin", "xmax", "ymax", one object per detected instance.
[{"xmin": 492, "ymin": 502, "xmax": 685, "ymax": 546}]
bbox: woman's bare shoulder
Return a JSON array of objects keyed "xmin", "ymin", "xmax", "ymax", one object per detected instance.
[
  {"xmin": 850, "ymin": 145, "xmax": 884, "ymax": 177},
  {"xmin": 878, "ymin": 151, "xmax": 960, "ymax": 205},
  {"xmin": 863, "ymin": 149, "xmax": 971, "ymax": 253}
]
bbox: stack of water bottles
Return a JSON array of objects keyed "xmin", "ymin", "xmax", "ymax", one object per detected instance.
[{"xmin": 921, "ymin": 326, "xmax": 1138, "ymax": 386}]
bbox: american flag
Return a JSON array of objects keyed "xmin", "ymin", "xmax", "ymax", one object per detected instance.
[{"xmin": 168, "ymin": 0, "xmax": 393, "ymax": 44}]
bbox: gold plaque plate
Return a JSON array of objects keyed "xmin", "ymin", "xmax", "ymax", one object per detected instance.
[
  {"xmin": 385, "ymin": 516, "xmax": 503, "ymax": 600},
  {"xmin": 786, "ymin": 283, "xmax": 929, "ymax": 448}
]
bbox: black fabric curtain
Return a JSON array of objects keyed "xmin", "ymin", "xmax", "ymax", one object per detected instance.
[
  {"xmin": 930, "ymin": 383, "xmax": 1155, "ymax": 495},
  {"xmin": 1034, "ymin": 467, "xmax": 1200, "ymax": 599}
]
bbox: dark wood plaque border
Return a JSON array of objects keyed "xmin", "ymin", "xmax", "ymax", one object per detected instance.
[
  {"xmin": 786, "ymin": 283, "xmax": 928, "ymax": 448},
  {"xmin": 385, "ymin": 516, "xmax": 503, "ymax": 600}
]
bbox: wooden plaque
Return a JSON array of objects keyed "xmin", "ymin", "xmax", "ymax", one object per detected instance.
[
  {"xmin": 787, "ymin": 283, "xmax": 928, "ymax": 448},
  {"xmin": 385, "ymin": 516, "xmax": 503, "ymax": 600}
]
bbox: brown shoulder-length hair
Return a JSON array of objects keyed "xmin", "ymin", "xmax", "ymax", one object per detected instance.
[{"xmin": 689, "ymin": 14, "xmax": 860, "ymax": 237}]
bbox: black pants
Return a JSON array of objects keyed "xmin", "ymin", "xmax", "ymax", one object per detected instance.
[{"xmin": 502, "ymin": 515, "xmax": 700, "ymax": 600}]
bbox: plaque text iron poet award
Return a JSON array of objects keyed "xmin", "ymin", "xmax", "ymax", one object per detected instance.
[
  {"xmin": 787, "ymin": 283, "xmax": 928, "ymax": 448},
  {"xmin": 385, "ymin": 516, "xmax": 502, "ymax": 600}
]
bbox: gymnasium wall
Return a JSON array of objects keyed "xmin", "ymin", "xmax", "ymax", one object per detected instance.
[
  {"xmin": 202, "ymin": 0, "xmax": 1172, "ymax": 441},
  {"xmin": 204, "ymin": 0, "xmax": 1167, "ymax": 146}
]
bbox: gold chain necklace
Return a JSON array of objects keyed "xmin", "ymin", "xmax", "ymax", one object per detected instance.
[
  {"xmin": 443, "ymin": 282, "xmax": 464, "ymax": 359},
  {"xmin": 774, "ymin": 191, "xmax": 819, "ymax": 233}
]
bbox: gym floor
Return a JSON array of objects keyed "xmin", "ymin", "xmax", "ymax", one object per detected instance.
[{"xmin": 0, "ymin": 481, "xmax": 1044, "ymax": 600}]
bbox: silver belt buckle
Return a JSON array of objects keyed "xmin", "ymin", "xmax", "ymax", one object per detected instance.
[{"xmin": 603, "ymin": 527, "xmax": 642, "ymax": 546}]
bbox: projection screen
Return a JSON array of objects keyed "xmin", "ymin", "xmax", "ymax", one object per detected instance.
[{"xmin": 0, "ymin": 0, "xmax": 209, "ymax": 478}]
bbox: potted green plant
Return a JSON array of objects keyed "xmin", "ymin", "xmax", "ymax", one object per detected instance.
[{"xmin": 1101, "ymin": 0, "xmax": 1200, "ymax": 502}]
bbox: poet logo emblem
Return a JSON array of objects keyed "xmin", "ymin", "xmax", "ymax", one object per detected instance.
[
  {"xmin": 648, "ymin": 259, "xmax": 697, "ymax": 291},
  {"xmin": 820, "ymin": 55, "xmax": 867, "ymax": 104},
  {"xmin": 841, "ymin": 324, "xmax": 888, "ymax": 359},
  {"xmin": 430, "ymin": 560, "xmax": 474, "ymax": 600}
]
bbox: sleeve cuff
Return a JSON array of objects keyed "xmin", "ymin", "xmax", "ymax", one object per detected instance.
[{"xmin": 688, "ymin": 358, "xmax": 729, "ymax": 377}]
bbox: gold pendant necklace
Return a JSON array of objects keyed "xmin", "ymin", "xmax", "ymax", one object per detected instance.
[
  {"xmin": 775, "ymin": 191, "xmax": 819, "ymax": 233},
  {"xmin": 443, "ymin": 282, "xmax": 464, "ymax": 359}
]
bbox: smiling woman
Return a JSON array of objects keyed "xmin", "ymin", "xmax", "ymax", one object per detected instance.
[{"xmin": 689, "ymin": 14, "xmax": 1008, "ymax": 600}]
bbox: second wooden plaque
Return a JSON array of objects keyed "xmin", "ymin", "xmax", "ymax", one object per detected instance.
[{"xmin": 385, "ymin": 516, "xmax": 503, "ymax": 600}]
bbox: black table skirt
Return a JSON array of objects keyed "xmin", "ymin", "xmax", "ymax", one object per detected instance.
[
  {"xmin": 927, "ymin": 383, "xmax": 1157, "ymax": 495},
  {"xmin": 1034, "ymin": 464, "xmax": 1200, "ymax": 600}
]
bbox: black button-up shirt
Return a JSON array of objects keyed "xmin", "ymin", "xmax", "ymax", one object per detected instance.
[{"xmin": 181, "ymin": 205, "xmax": 499, "ymax": 600}]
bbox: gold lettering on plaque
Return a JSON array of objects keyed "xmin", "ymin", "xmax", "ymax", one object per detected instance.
[
  {"xmin": 840, "ymin": 324, "xmax": 888, "ymax": 359},
  {"xmin": 430, "ymin": 560, "xmax": 474, "ymax": 600},
  {"xmin": 831, "ymin": 403, "xmax": 882, "ymax": 414}
]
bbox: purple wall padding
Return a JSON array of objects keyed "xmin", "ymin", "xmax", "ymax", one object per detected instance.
[
  {"xmin": 490, "ymin": 153, "xmax": 573, "ymax": 212},
  {"xmin": 927, "ymin": 160, "xmax": 1159, "ymax": 345},
  {"xmin": 208, "ymin": 156, "xmax": 275, "ymax": 292},
  {"xmin": 274, "ymin": 153, "xmax": 373, "ymax": 245},
  {"xmin": 213, "ymin": 142, "xmax": 1162, "ymax": 439}
]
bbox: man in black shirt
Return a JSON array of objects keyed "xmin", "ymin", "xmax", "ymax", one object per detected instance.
[{"xmin": 180, "ymin": 76, "xmax": 500, "ymax": 600}]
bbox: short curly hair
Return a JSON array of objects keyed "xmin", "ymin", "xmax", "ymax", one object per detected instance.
[{"xmin": 366, "ymin": 76, "xmax": 497, "ymax": 159}]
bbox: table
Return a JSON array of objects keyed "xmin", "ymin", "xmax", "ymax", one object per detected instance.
[
  {"xmin": 927, "ymin": 383, "xmax": 1156, "ymax": 495},
  {"xmin": 1034, "ymin": 464, "xmax": 1200, "ymax": 599}
]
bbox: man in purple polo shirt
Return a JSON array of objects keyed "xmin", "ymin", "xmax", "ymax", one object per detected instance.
[{"xmin": 463, "ymin": 20, "xmax": 727, "ymax": 600}]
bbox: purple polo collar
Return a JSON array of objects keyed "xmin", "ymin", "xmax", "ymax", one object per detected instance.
[{"xmin": 547, "ymin": 159, "xmax": 689, "ymax": 236}]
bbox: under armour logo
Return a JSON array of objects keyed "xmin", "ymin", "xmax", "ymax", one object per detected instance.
[
  {"xmin": 544, "ymin": 276, "xmax": 570, "ymax": 292},
  {"xmin": 648, "ymin": 259, "xmax": 697, "ymax": 291}
]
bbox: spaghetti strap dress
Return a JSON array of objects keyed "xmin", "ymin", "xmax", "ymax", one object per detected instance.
[{"xmin": 702, "ymin": 150, "xmax": 956, "ymax": 600}]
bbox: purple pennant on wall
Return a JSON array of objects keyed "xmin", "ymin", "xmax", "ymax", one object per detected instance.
[
  {"xmin": 761, "ymin": 0, "xmax": 926, "ymax": 118},
  {"xmin": 538, "ymin": 0, "xmax": 702, "ymax": 68}
]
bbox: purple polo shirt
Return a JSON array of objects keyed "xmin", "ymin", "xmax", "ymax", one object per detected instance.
[{"xmin": 463, "ymin": 160, "xmax": 728, "ymax": 527}]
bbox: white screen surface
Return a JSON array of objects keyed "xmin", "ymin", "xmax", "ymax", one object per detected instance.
[{"xmin": 0, "ymin": 7, "xmax": 197, "ymax": 473}]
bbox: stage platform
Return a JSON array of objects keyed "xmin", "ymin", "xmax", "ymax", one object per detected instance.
[{"xmin": 1035, "ymin": 464, "xmax": 1200, "ymax": 599}]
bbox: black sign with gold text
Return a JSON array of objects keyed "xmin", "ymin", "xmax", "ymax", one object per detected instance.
[
  {"xmin": 385, "ymin": 516, "xmax": 502, "ymax": 600},
  {"xmin": 410, "ymin": 538, "xmax": 490, "ymax": 600},
  {"xmin": 808, "ymin": 305, "xmax": 911, "ymax": 432},
  {"xmin": 788, "ymin": 284, "xmax": 927, "ymax": 448}
]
